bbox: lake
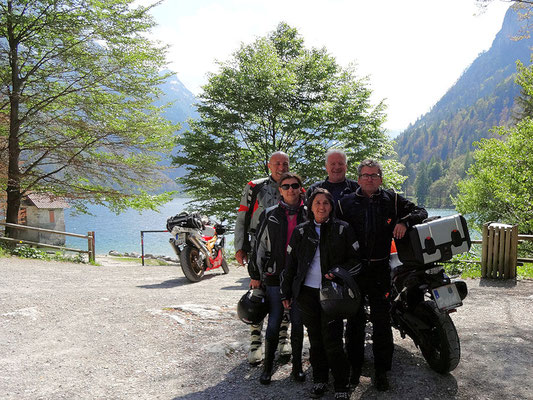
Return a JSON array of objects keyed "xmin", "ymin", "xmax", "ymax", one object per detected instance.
[
  {"xmin": 65, "ymin": 200, "xmax": 460, "ymax": 257},
  {"xmin": 65, "ymin": 197, "xmax": 194, "ymax": 257}
]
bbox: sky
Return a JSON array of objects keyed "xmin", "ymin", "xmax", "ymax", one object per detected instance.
[{"xmin": 138, "ymin": 0, "xmax": 511, "ymax": 133}]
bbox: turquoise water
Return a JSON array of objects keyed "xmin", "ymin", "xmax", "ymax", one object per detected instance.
[
  {"xmin": 65, "ymin": 197, "xmax": 196, "ymax": 257},
  {"xmin": 64, "ymin": 201, "xmax": 460, "ymax": 257}
]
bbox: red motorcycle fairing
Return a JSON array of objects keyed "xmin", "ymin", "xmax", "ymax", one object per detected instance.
[
  {"xmin": 206, "ymin": 248, "xmax": 224, "ymax": 271},
  {"xmin": 202, "ymin": 232, "xmax": 224, "ymax": 271}
]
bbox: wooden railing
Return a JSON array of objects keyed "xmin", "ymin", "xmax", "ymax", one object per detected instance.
[{"xmin": 0, "ymin": 222, "xmax": 95, "ymax": 262}]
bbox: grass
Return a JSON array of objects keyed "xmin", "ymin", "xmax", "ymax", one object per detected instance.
[{"xmin": 442, "ymin": 246, "xmax": 533, "ymax": 279}]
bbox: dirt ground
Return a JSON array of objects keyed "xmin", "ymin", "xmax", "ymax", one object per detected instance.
[{"xmin": 0, "ymin": 255, "xmax": 532, "ymax": 400}]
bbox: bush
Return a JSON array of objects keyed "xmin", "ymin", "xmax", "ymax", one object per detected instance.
[
  {"xmin": 11, "ymin": 245, "xmax": 47, "ymax": 259},
  {"xmin": 9, "ymin": 245, "xmax": 86, "ymax": 263}
]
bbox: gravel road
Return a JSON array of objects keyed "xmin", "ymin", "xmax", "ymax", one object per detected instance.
[{"xmin": 1, "ymin": 255, "xmax": 532, "ymax": 400}]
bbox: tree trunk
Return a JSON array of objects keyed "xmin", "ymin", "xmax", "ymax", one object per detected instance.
[{"xmin": 6, "ymin": 18, "xmax": 22, "ymax": 238}]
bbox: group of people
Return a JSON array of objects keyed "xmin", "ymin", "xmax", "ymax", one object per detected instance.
[{"xmin": 234, "ymin": 150, "xmax": 428, "ymax": 399}]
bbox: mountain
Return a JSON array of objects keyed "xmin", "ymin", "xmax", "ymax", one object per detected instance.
[
  {"xmin": 155, "ymin": 71, "xmax": 199, "ymax": 191},
  {"xmin": 395, "ymin": 7, "xmax": 532, "ymax": 165},
  {"xmin": 393, "ymin": 7, "xmax": 532, "ymax": 207},
  {"xmin": 157, "ymin": 71, "xmax": 199, "ymax": 124}
]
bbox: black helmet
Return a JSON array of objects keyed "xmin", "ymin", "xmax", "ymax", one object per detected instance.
[
  {"xmin": 237, "ymin": 288, "xmax": 268, "ymax": 324},
  {"xmin": 319, "ymin": 266, "xmax": 361, "ymax": 319}
]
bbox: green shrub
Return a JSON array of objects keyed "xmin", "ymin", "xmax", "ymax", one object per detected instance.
[
  {"xmin": 9, "ymin": 245, "xmax": 86, "ymax": 263},
  {"xmin": 11, "ymin": 245, "xmax": 48, "ymax": 259}
]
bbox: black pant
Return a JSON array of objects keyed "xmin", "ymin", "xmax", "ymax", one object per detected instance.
[
  {"xmin": 297, "ymin": 285, "xmax": 348, "ymax": 392},
  {"xmin": 346, "ymin": 263, "xmax": 394, "ymax": 374}
]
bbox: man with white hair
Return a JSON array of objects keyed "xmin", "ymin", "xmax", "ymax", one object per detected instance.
[{"xmin": 305, "ymin": 149, "xmax": 358, "ymax": 205}]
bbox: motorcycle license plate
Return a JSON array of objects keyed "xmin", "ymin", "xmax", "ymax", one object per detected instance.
[
  {"xmin": 432, "ymin": 283, "xmax": 462, "ymax": 311},
  {"xmin": 175, "ymin": 233, "xmax": 186, "ymax": 246}
]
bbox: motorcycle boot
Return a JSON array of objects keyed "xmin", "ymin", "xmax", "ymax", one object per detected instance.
[
  {"xmin": 374, "ymin": 370, "xmax": 389, "ymax": 391},
  {"xmin": 248, "ymin": 321, "xmax": 263, "ymax": 365},
  {"xmin": 259, "ymin": 338, "xmax": 277, "ymax": 384},
  {"xmin": 290, "ymin": 338, "xmax": 305, "ymax": 382},
  {"xmin": 277, "ymin": 311, "xmax": 292, "ymax": 358}
]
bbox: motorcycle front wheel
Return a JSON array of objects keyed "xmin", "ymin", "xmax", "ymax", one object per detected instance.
[
  {"xmin": 221, "ymin": 258, "xmax": 229, "ymax": 274},
  {"xmin": 415, "ymin": 300, "xmax": 460, "ymax": 373},
  {"xmin": 179, "ymin": 246, "xmax": 205, "ymax": 282}
]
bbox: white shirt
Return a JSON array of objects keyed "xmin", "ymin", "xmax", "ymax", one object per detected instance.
[{"xmin": 304, "ymin": 222, "xmax": 322, "ymax": 288}]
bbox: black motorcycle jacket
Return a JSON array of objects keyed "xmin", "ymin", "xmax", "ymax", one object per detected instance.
[
  {"xmin": 305, "ymin": 177, "xmax": 359, "ymax": 206},
  {"xmin": 249, "ymin": 201, "xmax": 307, "ymax": 286},
  {"xmin": 337, "ymin": 187, "xmax": 428, "ymax": 262},
  {"xmin": 280, "ymin": 217, "xmax": 360, "ymax": 302}
]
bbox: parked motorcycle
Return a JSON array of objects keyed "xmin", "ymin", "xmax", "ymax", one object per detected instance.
[
  {"xmin": 167, "ymin": 212, "xmax": 229, "ymax": 282},
  {"xmin": 390, "ymin": 214, "xmax": 471, "ymax": 373}
]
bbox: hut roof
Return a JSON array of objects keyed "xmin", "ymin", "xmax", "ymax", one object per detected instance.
[{"xmin": 24, "ymin": 193, "xmax": 69, "ymax": 209}]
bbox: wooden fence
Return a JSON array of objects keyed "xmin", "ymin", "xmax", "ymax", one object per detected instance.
[
  {"xmin": 0, "ymin": 222, "xmax": 95, "ymax": 262},
  {"xmin": 480, "ymin": 222, "xmax": 533, "ymax": 279}
]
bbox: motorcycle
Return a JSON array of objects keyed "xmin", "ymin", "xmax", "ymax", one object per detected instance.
[
  {"xmin": 167, "ymin": 212, "xmax": 229, "ymax": 282},
  {"xmin": 389, "ymin": 214, "xmax": 470, "ymax": 373}
]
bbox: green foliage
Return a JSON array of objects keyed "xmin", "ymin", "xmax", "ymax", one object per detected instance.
[
  {"xmin": 0, "ymin": 0, "xmax": 177, "ymax": 221},
  {"xmin": 516, "ymin": 59, "xmax": 533, "ymax": 119},
  {"xmin": 414, "ymin": 161, "xmax": 430, "ymax": 205},
  {"xmin": 516, "ymin": 262, "xmax": 533, "ymax": 280},
  {"xmin": 11, "ymin": 246, "xmax": 48, "ymax": 259},
  {"xmin": 454, "ymin": 116, "xmax": 533, "ymax": 233},
  {"xmin": 9, "ymin": 245, "xmax": 86, "ymax": 263},
  {"xmin": 174, "ymin": 22, "xmax": 401, "ymax": 220},
  {"xmin": 442, "ymin": 244, "xmax": 483, "ymax": 279}
]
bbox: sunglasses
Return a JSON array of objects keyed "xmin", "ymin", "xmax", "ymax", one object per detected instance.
[{"xmin": 280, "ymin": 183, "xmax": 301, "ymax": 190}]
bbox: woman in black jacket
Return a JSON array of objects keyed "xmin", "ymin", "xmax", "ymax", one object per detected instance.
[{"xmin": 281, "ymin": 188, "xmax": 360, "ymax": 399}]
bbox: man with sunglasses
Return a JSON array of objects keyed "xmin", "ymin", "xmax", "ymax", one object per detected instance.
[
  {"xmin": 234, "ymin": 151, "xmax": 292, "ymax": 365},
  {"xmin": 337, "ymin": 159, "xmax": 427, "ymax": 392},
  {"xmin": 305, "ymin": 149, "xmax": 358, "ymax": 206}
]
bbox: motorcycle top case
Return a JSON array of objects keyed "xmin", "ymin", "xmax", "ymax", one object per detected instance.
[
  {"xmin": 166, "ymin": 212, "xmax": 203, "ymax": 231},
  {"xmin": 396, "ymin": 214, "xmax": 471, "ymax": 265}
]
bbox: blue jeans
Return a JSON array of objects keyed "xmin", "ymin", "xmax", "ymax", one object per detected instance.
[{"xmin": 265, "ymin": 285, "xmax": 303, "ymax": 347}]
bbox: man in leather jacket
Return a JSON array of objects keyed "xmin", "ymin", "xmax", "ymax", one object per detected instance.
[
  {"xmin": 305, "ymin": 149, "xmax": 358, "ymax": 206},
  {"xmin": 337, "ymin": 159, "xmax": 428, "ymax": 391},
  {"xmin": 234, "ymin": 151, "xmax": 292, "ymax": 365}
]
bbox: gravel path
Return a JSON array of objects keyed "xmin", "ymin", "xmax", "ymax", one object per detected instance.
[{"xmin": 0, "ymin": 255, "xmax": 532, "ymax": 400}]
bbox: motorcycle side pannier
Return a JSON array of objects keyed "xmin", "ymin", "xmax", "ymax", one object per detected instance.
[
  {"xmin": 166, "ymin": 212, "xmax": 203, "ymax": 231},
  {"xmin": 396, "ymin": 214, "xmax": 471, "ymax": 265}
]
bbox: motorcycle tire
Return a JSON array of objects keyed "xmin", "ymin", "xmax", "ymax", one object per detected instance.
[
  {"xmin": 221, "ymin": 258, "xmax": 229, "ymax": 274},
  {"xmin": 415, "ymin": 300, "xmax": 461, "ymax": 374},
  {"xmin": 179, "ymin": 246, "xmax": 205, "ymax": 282}
]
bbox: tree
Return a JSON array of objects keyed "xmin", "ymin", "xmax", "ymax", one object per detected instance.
[
  {"xmin": 173, "ymin": 22, "xmax": 400, "ymax": 221},
  {"xmin": 515, "ymin": 59, "xmax": 533, "ymax": 118},
  {"xmin": 414, "ymin": 161, "xmax": 430, "ymax": 206},
  {"xmin": 455, "ymin": 51, "xmax": 533, "ymax": 233},
  {"xmin": 454, "ymin": 118, "xmax": 533, "ymax": 232},
  {"xmin": 0, "ymin": 0, "xmax": 176, "ymax": 232}
]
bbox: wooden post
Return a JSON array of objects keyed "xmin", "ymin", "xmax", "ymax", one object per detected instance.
[
  {"xmin": 503, "ymin": 226, "xmax": 512, "ymax": 278},
  {"xmin": 497, "ymin": 226, "xmax": 506, "ymax": 278},
  {"xmin": 509, "ymin": 225, "xmax": 518, "ymax": 279},
  {"xmin": 487, "ymin": 226, "xmax": 495, "ymax": 278},
  {"xmin": 481, "ymin": 222, "xmax": 490, "ymax": 278},
  {"xmin": 88, "ymin": 231, "xmax": 95, "ymax": 263},
  {"xmin": 492, "ymin": 226, "xmax": 500, "ymax": 278}
]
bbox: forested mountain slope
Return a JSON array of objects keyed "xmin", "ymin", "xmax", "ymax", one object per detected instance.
[
  {"xmin": 395, "ymin": 7, "xmax": 531, "ymax": 165},
  {"xmin": 394, "ymin": 7, "xmax": 532, "ymax": 207}
]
